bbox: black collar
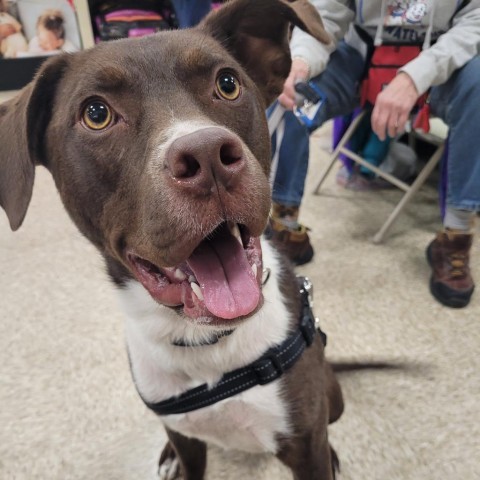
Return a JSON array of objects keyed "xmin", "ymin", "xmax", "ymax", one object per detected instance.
[{"xmin": 142, "ymin": 276, "xmax": 327, "ymax": 416}]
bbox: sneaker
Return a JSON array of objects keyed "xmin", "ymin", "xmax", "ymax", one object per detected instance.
[
  {"xmin": 426, "ymin": 230, "xmax": 475, "ymax": 308},
  {"xmin": 264, "ymin": 216, "xmax": 314, "ymax": 266}
]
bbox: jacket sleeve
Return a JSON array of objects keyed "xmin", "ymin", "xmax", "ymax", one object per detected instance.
[
  {"xmin": 290, "ymin": 0, "xmax": 355, "ymax": 78},
  {"xmin": 400, "ymin": 3, "xmax": 480, "ymax": 95}
]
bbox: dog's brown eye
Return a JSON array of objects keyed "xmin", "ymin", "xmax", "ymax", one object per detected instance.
[
  {"xmin": 215, "ymin": 72, "xmax": 241, "ymax": 101},
  {"xmin": 82, "ymin": 101, "xmax": 113, "ymax": 130}
]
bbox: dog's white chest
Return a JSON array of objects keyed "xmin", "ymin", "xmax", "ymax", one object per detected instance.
[
  {"xmin": 162, "ymin": 381, "xmax": 289, "ymax": 453},
  {"xmin": 119, "ymin": 240, "xmax": 293, "ymax": 454}
]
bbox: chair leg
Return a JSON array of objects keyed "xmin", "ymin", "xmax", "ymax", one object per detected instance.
[
  {"xmin": 313, "ymin": 112, "xmax": 366, "ymax": 194},
  {"xmin": 372, "ymin": 143, "xmax": 444, "ymax": 244}
]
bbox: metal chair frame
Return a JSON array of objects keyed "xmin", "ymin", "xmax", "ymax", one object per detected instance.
[{"xmin": 313, "ymin": 110, "xmax": 445, "ymax": 243}]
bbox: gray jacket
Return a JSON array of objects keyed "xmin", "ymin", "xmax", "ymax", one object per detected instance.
[{"xmin": 291, "ymin": 0, "xmax": 480, "ymax": 94}]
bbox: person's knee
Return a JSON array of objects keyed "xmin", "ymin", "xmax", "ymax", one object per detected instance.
[
  {"xmin": 433, "ymin": 56, "xmax": 480, "ymax": 121},
  {"xmin": 457, "ymin": 56, "xmax": 480, "ymax": 96}
]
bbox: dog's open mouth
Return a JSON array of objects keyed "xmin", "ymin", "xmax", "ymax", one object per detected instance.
[{"xmin": 127, "ymin": 222, "xmax": 262, "ymax": 321}]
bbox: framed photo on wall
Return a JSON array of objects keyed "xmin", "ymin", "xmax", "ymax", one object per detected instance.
[{"xmin": 0, "ymin": 0, "xmax": 93, "ymax": 90}]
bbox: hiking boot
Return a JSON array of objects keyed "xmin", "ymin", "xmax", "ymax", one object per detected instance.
[
  {"xmin": 426, "ymin": 230, "xmax": 475, "ymax": 308},
  {"xmin": 264, "ymin": 216, "xmax": 314, "ymax": 266}
]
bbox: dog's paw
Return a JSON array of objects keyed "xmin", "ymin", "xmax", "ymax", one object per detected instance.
[
  {"xmin": 158, "ymin": 442, "xmax": 182, "ymax": 480},
  {"xmin": 158, "ymin": 457, "xmax": 181, "ymax": 480},
  {"xmin": 330, "ymin": 445, "xmax": 340, "ymax": 480}
]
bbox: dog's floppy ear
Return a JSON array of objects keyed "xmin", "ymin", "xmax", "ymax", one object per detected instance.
[
  {"xmin": 199, "ymin": 0, "xmax": 330, "ymax": 106},
  {"xmin": 0, "ymin": 55, "xmax": 68, "ymax": 231}
]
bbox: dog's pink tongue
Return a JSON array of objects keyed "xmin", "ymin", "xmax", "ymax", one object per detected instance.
[{"xmin": 187, "ymin": 234, "xmax": 260, "ymax": 319}]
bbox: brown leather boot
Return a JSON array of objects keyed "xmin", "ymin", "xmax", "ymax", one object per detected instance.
[
  {"xmin": 426, "ymin": 230, "xmax": 475, "ymax": 308},
  {"xmin": 265, "ymin": 216, "xmax": 314, "ymax": 266}
]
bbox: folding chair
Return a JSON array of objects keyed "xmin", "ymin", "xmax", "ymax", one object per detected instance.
[{"xmin": 313, "ymin": 111, "xmax": 447, "ymax": 243}]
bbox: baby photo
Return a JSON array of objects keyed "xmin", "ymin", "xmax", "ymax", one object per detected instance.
[
  {"xmin": 1, "ymin": 0, "xmax": 81, "ymax": 58},
  {"xmin": 0, "ymin": 0, "xmax": 27, "ymax": 58},
  {"xmin": 27, "ymin": 8, "xmax": 77, "ymax": 54}
]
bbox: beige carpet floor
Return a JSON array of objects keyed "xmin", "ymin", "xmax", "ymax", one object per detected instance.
[{"xmin": 1, "ymin": 90, "xmax": 479, "ymax": 480}]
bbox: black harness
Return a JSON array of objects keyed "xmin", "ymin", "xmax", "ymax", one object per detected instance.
[{"xmin": 142, "ymin": 277, "xmax": 327, "ymax": 416}]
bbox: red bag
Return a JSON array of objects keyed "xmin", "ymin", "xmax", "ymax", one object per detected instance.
[
  {"xmin": 361, "ymin": 45, "xmax": 421, "ymax": 106},
  {"xmin": 413, "ymin": 102, "xmax": 431, "ymax": 133}
]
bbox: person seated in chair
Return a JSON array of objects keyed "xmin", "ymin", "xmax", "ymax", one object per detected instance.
[{"xmin": 268, "ymin": 0, "xmax": 480, "ymax": 309}]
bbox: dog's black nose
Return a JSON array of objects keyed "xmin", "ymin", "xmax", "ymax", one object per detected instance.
[{"xmin": 165, "ymin": 127, "xmax": 246, "ymax": 193}]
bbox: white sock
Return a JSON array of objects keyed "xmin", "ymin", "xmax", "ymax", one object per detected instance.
[{"xmin": 443, "ymin": 207, "xmax": 475, "ymax": 232}]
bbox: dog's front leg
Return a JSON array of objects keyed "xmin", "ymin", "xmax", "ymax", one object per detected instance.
[
  {"xmin": 159, "ymin": 428, "xmax": 207, "ymax": 480},
  {"xmin": 276, "ymin": 429, "xmax": 337, "ymax": 480}
]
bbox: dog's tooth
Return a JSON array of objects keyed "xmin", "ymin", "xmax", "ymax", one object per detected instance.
[
  {"xmin": 190, "ymin": 282, "xmax": 204, "ymax": 301},
  {"xmin": 262, "ymin": 267, "xmax": 271, "ymax": 286},
  {"xmin": 174, "ymin": 269, "xmax": 187, "ymax": 281},
  {"xmin": 189, "ymin": 275, "xmax": 196, "ymax": 283},
  {"xmin": 251, "ymin": 263, "xmax": 258, "ymax": 278},
  {"xmin": 229, "ymin": 222, "xmax": 243, "ymax": 246}
]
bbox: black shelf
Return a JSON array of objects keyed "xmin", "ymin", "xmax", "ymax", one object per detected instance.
[{"xmin": 0, "ymin": 56, "xmax": 49, "ymax": 91}]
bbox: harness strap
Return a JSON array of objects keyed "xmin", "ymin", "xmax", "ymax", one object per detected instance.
[{"xmin": 142, "ymin": 278, "xmax": 326, "ymax": 416}]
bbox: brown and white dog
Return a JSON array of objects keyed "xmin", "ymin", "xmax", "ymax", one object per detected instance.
[{"xmin": 0, "ymin": 1, "xmax": 344, "ymax": 478}]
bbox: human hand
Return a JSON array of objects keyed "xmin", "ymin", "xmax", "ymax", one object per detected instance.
[
  {"xmin": 371, "ymin": 72, "xmax": 419, "ymax": 141},
  {"xmin": 0, "ymin": 24, "xmax": 16, "ymax": 40},
  {"xmin": 278, "ymin": 58, "xmax": 310, "ymax": 110}
]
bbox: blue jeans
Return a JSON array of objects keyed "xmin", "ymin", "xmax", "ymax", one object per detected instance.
[
  {"xmin": 171, "ymin": 0, "xmax": 212, "ymax": 28},
  {"xmin": 270, "ymin": 42, "xmax": 480, "ymax": 214}
]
